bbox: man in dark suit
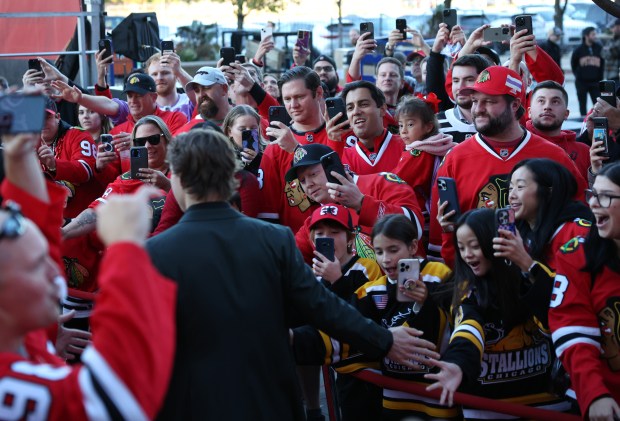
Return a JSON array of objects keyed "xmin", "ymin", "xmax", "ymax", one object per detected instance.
[{"xmin": 148, "ymin": 129, "xmax": 438, "ymax": 420}]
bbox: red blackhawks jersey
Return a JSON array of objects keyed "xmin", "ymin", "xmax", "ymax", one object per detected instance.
[
  {"xmin": 545, "ymin": 218, "xmax": 591, "ymax": 270},
  {"xmin": 341, "ymin": 130, "xmax": 404, "ymax": 175},
  {"xmin": 549, "ymin": 237, "xmax": 620, "ymax": 416},
  {"xmin": 428, "ymin": 131, "xmax": 588, "ymax": 266},
  {"xmin": 295, "ymin": 172, "xmax": 424, "ymax": 264}
]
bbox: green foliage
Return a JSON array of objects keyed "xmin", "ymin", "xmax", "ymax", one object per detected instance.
[{"xmin": 175, "ymin": 21, "xmax": 220, "ymax": 61}]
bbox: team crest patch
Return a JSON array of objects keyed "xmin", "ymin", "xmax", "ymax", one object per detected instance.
[
  {"xmin": 409, "ymin": 149, "xmax": 422, "ymax": 157},
  {"xmin": 560, "ymin": 236, "xmax": 585, "ymax": 254},
  {"xmin": 499, "ymin": 148, "xmax": 509, "ymax": 158},
  {"xmin": 372, "ymin": 294, "xmax": 388, "ymax": 310},
  {"xmin": 477, "ymin": 70, "xmax": 491, "ymax": 83},
  {"xmin": 575, "ymin": 218, "xmax": 592, "ymax": 228},
  {"xmin": 369, "ymin": 153, "xmax": 378, "ymax": 161},
  {"xmin": 306, "ymin": 133, "xmax": 314, "ymax": 142},
  {"xmin": 128, "ymin": 76, "xmax": 140, "ymax": 85},
  {"xmin": 380, "ymin": 172, "xmax": 406, "ymax": 184},
  {"xmin": 293, "ymin": 147, "xmax": 307, "ymax": 164}
]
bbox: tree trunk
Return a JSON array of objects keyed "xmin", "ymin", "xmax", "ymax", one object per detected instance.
[
  {"xmin": 236, "ymin": 0, "xmax": 245, "ymax": 30},
  {"xmin": 553, "ymin": 0, "xmax": 567, "ymax": 31},
  {"xmin": 444, "ymin": 0, "xmax": 451, "ymax": 10}
]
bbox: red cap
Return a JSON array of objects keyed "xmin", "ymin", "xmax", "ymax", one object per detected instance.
[
  {"xmin": 309, "ymin": 204, "xmax": 353, "ymax": 231},
  {"xmin": 459, "ymin": 66, "xmax": 524, "ymax": 101},
  {"xmin": 407, "ymin": 50, "xmax": 426, "ymax": 61}
]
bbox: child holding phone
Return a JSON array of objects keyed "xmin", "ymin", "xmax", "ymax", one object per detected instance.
[{"xmin": 222, "ymin": 105, "xmax": 265, "ymax": 176}]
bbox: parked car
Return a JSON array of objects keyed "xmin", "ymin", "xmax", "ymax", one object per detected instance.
[
  {"xmin": 521, "ymin": 5, "xmax": 598, "ymax": 49},
  {"xmin": 570, "ymin": 2, "xmax": 615, "ymax": 31}
]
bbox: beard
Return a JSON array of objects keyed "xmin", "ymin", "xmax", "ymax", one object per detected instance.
[
  {"xmin": 323, "ymin": 75, "xmax": 338, "ymax": 92},
  {"xmin": 474, "ymin": 106, "xmax": 514, "ymax": 137},
  {"xmin": 198, "ymin": 96, "xmax": 219, "ymax": 120},
  {"xmin": 455, "ymin": 95, "xmax": 472, "ymax": 110},
  {"xmin": 532, "ymin": 115, "xmax": 563, "ymax": 133}
]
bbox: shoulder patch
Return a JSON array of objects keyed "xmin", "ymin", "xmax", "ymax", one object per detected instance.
[
  {"xmin": 574, "ymin": 218, "xmax": 592, "ymax": 228},
  {"xmin": 378, "ymin": 172, "xmax": 406, "ymax": 184},
  {"xmin": 559, "ymin": 236, "xmax": 585, "ymax": 254},
  {"xmin": 120, "ymin": 171, "xmax": 132, "ymax": 180},
  {"xmin": 409, "ymin": 149, "xmax": 422, "ymax": 157}
]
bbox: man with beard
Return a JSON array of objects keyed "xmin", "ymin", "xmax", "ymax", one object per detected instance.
[
  {"xmin": 176, "ymin": 67, "xmax": 232, "ymax": 133},
  {"xmin": 427, "ymin": 66, "xmax": 587, "ymax": 265},
  {"xmin": 526, "ymin": 81, "xmax": 590, "ymax": 178},
  {"xmin": 313, "ymin": 55, "xmax": 341, "ymax": 97}
]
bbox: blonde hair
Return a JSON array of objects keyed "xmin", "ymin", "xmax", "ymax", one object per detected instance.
[{"xmin": 131, "ymin": 115, "xmax": 173, "ymax": 146}]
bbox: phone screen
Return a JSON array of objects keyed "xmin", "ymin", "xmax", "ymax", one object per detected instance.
[
  {"xmin": 241, "ymin": 129, "xmax": 259, "ymax": 151},
  {"xmin": 0, "ymin": 95, "xmax": 46, "ymax": 134}
]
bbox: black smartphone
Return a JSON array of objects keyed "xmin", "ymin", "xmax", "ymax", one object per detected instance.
[
  {"xmin": 360, "ymin": 22, "xmax": 374, "ymax": 40},
  {"xmin": 495, "ymin": 207, "xmax": 516, "ymax": 237},
  {"xmin": 28, "ymin": 58, "xmax": 42, "ymax": 72},
  {"xmin": 98, "ymin": 39, "xmax": 113, "ymax": 60},
  {"xmin": 241, "ymin": 129, "xmax": 259, "ymax": 152},
  {"xmin": 220, "ymin": 47, "xmax": 236, "ymax": 65},
  {"xmin": 515, "ymin": 15, "xmax": 533, "ymax": 36},
  {"xmin": 99, "ymin": 134, "xmax": 114, "ymax": 153},
  {"xmin": 443, "ymin": 9, "xmax": 458, "ymax": 30},
  {"xmin": 296, "ymin": 30, "xmax": 311, "ymax": 53},
  {"xmin": 437, "ymin": 177, "xmax": 461, "ymax": 222},
  {"xmin": 600, "ymin": 80, "xmax": 617, "ymax": 107},
  {"xmin": 268, "ymin": 106, "xmax": 292, "ymax": 141},
  {"xmin": 315, "ymin": 237, "xmax": 335, "ymax": 262},
  {"xmin": 161, "ymin": 40, "xmax": 174, "ymax": 54},
  {"xmin": 396, "ymin": 19, "xmax": 407, "ymax": 39},
  {"xmin": 483, "ymin": 27, "xmax": 511, "ymax": 42},
  {"xmin": 0, "ymin": 94, "xmax": 46, "ymax": 134},
  {"xmin": 593, "ymin": 117, "xmax": 609, "ymax": 157},
  {"xmin": 130, "ymin": 146, "xmax": 149, "ymax": 180},
  {"xmin": 325, "ymin": 97, "xmax": 348, "ymax": 127},
  {"xmin": 235, "ymin": 54, "xmax": 246, "ymax": 64},
  {"xmin": 320, "ymin": 151, "xmax": 347, "ymax": 185}
]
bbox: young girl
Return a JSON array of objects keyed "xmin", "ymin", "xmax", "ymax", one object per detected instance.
[
  {"xmin": 222, "ymin": 104, "xmax": 264, "ymax": 176},
  {"xmin": 425, "ymin": 209, "xmax": 572, "ymax": 419},
  {"xmin": 392, "ymin": 96, "xmax": 456, "ymax": 243},
  {"xmin": 294, "ymin": 214, "xmax": 455, "ymax": 421},
  {"xmin": 77, "ymin": 105, "xmax": 112, "ymax": 143}
]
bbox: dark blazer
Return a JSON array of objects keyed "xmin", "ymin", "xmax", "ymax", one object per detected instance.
[{"xmin": 148, "ymin": 202, "xmax": 393, "ymax": 421}]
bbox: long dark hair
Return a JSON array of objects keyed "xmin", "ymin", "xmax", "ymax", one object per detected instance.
[
  {"xmin": 452, "ymin": 209, "xmax": 526, "ymax": 328},
  {"xmin": 584, "ymin": 162, "xmax": 620, "ymax": 275},
  {"xmin": 511, "ymin": 158, "xmax": 592, "ymax": 260},
  {"xmin": 371, "ymin": 214, "xmax": 418, "ymax": 246}
]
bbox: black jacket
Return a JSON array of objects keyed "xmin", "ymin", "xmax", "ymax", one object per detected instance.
[
  {"xmin": 571, "ymin": 41, "xmax": 604, "ymax": 83},
  {"xmin": 538, "ymin": 39, "xmax": 562, "ymax": 71},
  {"xmin": 148, "ymin": 202, "xmax": 393, "ymax": 421}
]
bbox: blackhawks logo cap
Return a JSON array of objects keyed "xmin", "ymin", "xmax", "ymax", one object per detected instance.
[
  {"xmin": 459, "ymin": 66, "xmax": 524, "ymax": 101},
  {"xmin": 285, "ymin": 143, "xmax": 335, "ymax": 182}
]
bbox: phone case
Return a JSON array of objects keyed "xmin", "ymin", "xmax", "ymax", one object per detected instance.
[
  {"xmin": 495, "ymin": 207, "xmax": 516, "ymax": 236},
  {"xmin": 483, "ymin": 27, "xmax": 511, "ymax": 42},
  {"xmin": 593, "ymin": 117, "xmax": 609, "ymax": 156},
  {"xmin": 220, "ymin": 48, "xmax": 236, "ymax": 65},
  {"xmin": 241, "ymin": 129, "xmax": 259, "ymax": 151},
  {"xmin": 326, "ymin": 97, "xmax": 348, "ymax": 126},
  {"xmin": 98, "ymin": 39, "xmax": 113, "ymax": 60},
  {"xmin": 28, "ymin": 59, "xmax": 42, "ymax": 72},
  {"xmin": 443, "ymin": 9, "xmax": 457, "ymax": 30},
  {"xmin": 437, "ymin": 177, "xmax": 461, "ymax": 222},
  {"xmin": 296, "ymin": 30, "xmax": 310, "ymax": 52},
  {"xmin": 161, "ymin": 40, "xmax": 174, "ymax": 53},
  {"xmin": 320, "ymin": 151, "xmax": 347, "ymax": 185},
  {"xmin": 130, "ymin": 146, "xmax": 149, "ymax": 180},
  {"xmin": 99, "ymin": 134, "xmax": 114, "ymax": 152},
  {"xmin": 261, "ymin": 27, "xmax": 273, "ymax": 42},
  {"xmin": 396, "ymin": 19, "xmax": 407, "ymax": 38},
  {"xmin": 397, "ymin": 258, "xmax": 420, "ymax": 302},
  {"xmin": 0, "ymin": 94, "xmax": 46, "ymax": 134},
  {"xmin": 315, "ymin": 237, "xmax": 335, "ymax": 262},
  {"xmin": 360, "ymin": 22, "xmax": 374, "ymax": 39},
  {"xmin": 515, "ymin": 15, "xmax": 533, "ymax": 35}
]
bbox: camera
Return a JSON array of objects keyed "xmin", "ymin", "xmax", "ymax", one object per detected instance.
[
  {"xmin": 516, "ymin": 17, "xmax": 524, "ymax": 25},
  {"xmin": 438, "ymin": 179, "xmax": 447, "ymax": 190},
  {"xmin": 131, "ymin": 148, "xmax": 142, "ymax": 158},
  {"xmin": 502, "ymin": 27, "xmax": 509, "ymax": 34}
]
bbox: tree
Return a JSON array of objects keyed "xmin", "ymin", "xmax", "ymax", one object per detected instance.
[
  {"xmin": 554, "ymin": 0, "xmax": 569, "ymax": 31},
  {"xmin": 212, "ymin": 0, "xmax": 291, "ymax": 30}
]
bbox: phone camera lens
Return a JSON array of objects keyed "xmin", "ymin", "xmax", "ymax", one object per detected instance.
[
  {"xmin": 516, "ymin": 17, "xmax": 524, "ymax": 24},
  {"xmin": 131, "ymin": 149, "xmax": 140, "ymax": 158},
  {"xmin": 502, "ymin": 28, "xmax": 509, "ymax": 34}
]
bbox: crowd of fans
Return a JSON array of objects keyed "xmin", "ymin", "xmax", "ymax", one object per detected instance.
[{"xmin": 1, "ymin": 13, "xmax": 620, "ymax": 421}]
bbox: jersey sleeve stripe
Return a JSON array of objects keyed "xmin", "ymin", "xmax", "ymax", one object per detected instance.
[
  {"xmin": 554, "ymin": 337, "xmax": 602, "ymax": 357},
  {"xmin": 81, "ymin": 347, "xmax": 149, "ymax": 421},
  {"xmin": 552, "ymin": 325, "xmax": 601, "ymax": 339},
  {"xmin": 78, "ymin": 160, "xmax": 94, "ymax": 179},
  {"xmin": 78, "ymin": 368, "xmax": 112, "ymax": 421},
  {"xmin": 450, "ymin": 329, "xmax": 484, "ymax": 356}
]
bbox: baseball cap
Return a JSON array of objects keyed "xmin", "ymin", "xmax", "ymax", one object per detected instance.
[
  {"xmin": 44, "ymin": 96, "xmax": 57, "ymax": 115},
  {"xmin": 123, "ymin": 73, "xmax": 156, "ymax": 95},
  {"xmin": 459, "ymin": 66, "xmax": 524, "ymax": 100},
  {"xmin": 309, "ymin": 204, "xmax": 353, "ymax": 231},
  {"xmin": 406, "ymin": 50, "xmax": 426, "ymax": 62},
  {"xmin": 185, "ymin": 67, "xmax": 227, "ymax": 92},
  {"xmin": 475, "ymin": 47, "xmax": 500, "ymax": 66},
  {"xmin": 313, "ymin": 55, "xmax": 337, "ymax": 71},
  {"xmin": 285, "ymin": 144, "xmax": 334, "ymax": 182}
]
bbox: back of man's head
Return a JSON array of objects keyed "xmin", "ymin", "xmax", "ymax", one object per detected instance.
[
  {"xmin": 341, "ymin": 80, "xmax": 386, "ymax": 108},
  {"xmin": 452, "ymin": 54, "xmax": 493, "ymax": 75},
  {"xmin": 168, "ymin": 129, "xmax": 238, "ymax": 203},
  {"xmin": 278, "ymin": 66, "xmax": 320, "ymax": 96}
]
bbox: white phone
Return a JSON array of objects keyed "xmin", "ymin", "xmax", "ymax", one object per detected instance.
[
  {"xmin": 261, "ymin": 27, "xmax": 273, "ymax": 42},
  {"xmin": 397, "ymin": 258, "xmax": 420, "ymax": 302}
]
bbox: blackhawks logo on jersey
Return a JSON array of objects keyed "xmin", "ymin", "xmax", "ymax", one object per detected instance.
[
  {"xmin": 409, "ymin": 149, "xmax": 422, "ymax": 157},
  {"xmin": 378, "ymin": 172, "xmax": 406, "ymax": 184},
  {"xmin": 476, "ymin": 174, "xmax": 509, "ymax": 209},
  {"xmin": 575, "ymin": 218, "xmax": 592, "ymax": 228},
  {"xmin": 285, "ymin": 178, "xmax": 313, "ymax": 212},
  {"xmin": 559, "ymin": 236, "xmax": 585, "ymax": 254}
]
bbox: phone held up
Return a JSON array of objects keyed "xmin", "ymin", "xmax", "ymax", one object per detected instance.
[
  {"xmin": 296, "ymin": 30, "xmax": 311, "ymax": 53},
  {"xmin": 360, "ymin": 22, "xmax": 374, "ymax": 40},
  {"xmin": 28, "ymin": 58, "xmax": 42, "ymax": 73},
  {"xmin": 592, "ymin": 117, "xmax": 610, "ymax": 157},
  {"xmin": 483, "ymin": 27, "xmax": 511, "ymax": 42},
  {"xmin": 443, "ymin": 9, "xmax": 457, "ymax": 30},
  {"xmin": 0, "ymin": 94, "xmax": 46, "ymax": 135},
  {"xmin": 514, "ymin": 15, "xmax": 533, "ymax": 35},
  {"xmin": 325, "ymin": 97, "xmax": 349, "ymax": 128},
  {"xmin": 495, "ymin": 207, "xmax": 516, "ymax": 237},
  {"xmin": 268, "ymin": 106, "xmax": 292, "ymax": 141},
  {"xmin": 599, "ymin": 80, "xmax": 617, "ymax": 107},
  {"xmin": 315, "ymin": 237, "xmax": 335, "ymax": 262},
  {"xmin": 98, "ymin": 39, "xmax": 113, "ymax": 60},
  {"xmin": 161, "ymin": 40, "xmax": 174, "ymax": 54},
  {"xmin": 220, "ymin": 47, "xmax": 236, "ymax": 66},
  {"xmin": 99, "ymin": 134, "xmax": 114, "ymax": 153},
  {"xmin": 396, "ymin": 19, "xmax": 407, "ymax": 39},
  {"xmin": 261, "ymin": 26, "xmax": 273, "ymax": 42},
  {"xmin": 437, "ymin": 177, "xmax": 461, "ymax": 222},
  {"xmin": 397, "ymin": 258, "xmax": 420, "ymax": 302},
  {"xmin": 320, "ymin": 151, "xmax": 347, "ymax": 185},
  {"xmin": 241, "ymin": 129, "xmax": 259, "ymax": 152},
  {"xmin": 130, "ymin": 146, "xmax": 149, "ymax": 180}
]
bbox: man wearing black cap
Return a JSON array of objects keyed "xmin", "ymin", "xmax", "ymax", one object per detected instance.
[
  {"xmin": 313, "ymin": 55, "xmax": 341, "ymax": 97},
  {"xmin": 571, "ymin": 27, "xmax": 604, "ymax": 116},
  {"xmin": 602, "ymin": 19, "xmax": 620, "ymax": 83}
]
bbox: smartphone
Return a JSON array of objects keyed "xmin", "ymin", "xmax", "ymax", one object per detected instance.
[
  {"xmin": 235, "ymin": 54, "xmax": 246, "ymax": 64},
  {"xmin": 483, "ymin": 27, "xmax": 511, "ymax": 42},
  {"xmin": 268, "ymin": 106, "xmax": 292, "ymax": 141},
  {"xmin": 315, "ymin": 237, "xmax": 335, "ymax": 262},
  {"xmin": 98, "ymin": 39, "xmax": 113, "ymax": 60},
  {"xmin": 296, "ymin": 30, "xmax": 311, "ymax": 53},
  {"xmin": 397, "ymin": 258, "xmax": 420, "ymax": 302},
  {"xmin": 241, "ymin": 129, "xmax": 259, "ymax": 152},
  {"xmin": 396, "ymin": 19, "xmax": 407, "ymax": 39},
  {"xmin": 593, "ymin": 117, "xmax": 609, "ymax": 157},
  {"xmin": 437, "ymin": 177, "xmax": 460, "ymax": 222},
  {"xmin": 495, "ymin": 207, "xmax": 516, "ymax": 237},
  {"xmin": 28, "ymin": 58, "xmax": 42, "ymax": 73},
  {"xmin": 220, "ymin": 47, "xmax": 236, "ymax": 65},
  {"xmin": 326, "ymin": 97, "xmax": 348, "ymax": 127},
  {"xmin": 261, "ymin": 26, "xmax": 273, "ymax": 42},
  {"xmin": 99, "ymin": 134, "xmax": 114, "ymax": 153},
  {"xmin": 443, "ymin": 9, "xmax": 458, "ymax": 30},
  {"xmin": 514, "ymin": 15, "xmax": 533, "ymax": 36},
  {"xmin": 600, "ymin": 80, "xmax": 617, "ymax": 107},
  {"xmin": 320, "ymin": 151, "xmax": 347, "ymax": 185},
  {"xmin": 360, "ymin": 22, "xmax": 374, "ymax": 40},
  {"xmin": 130, "ymin": 146, "xmax": 149, "ymax": 180},
  {"xmin": 161, "ymin": 40, "xmax": 174, "ymax": 54},
  {"xmin": 0, "ymin": 94, "xmax": 46, "ymax": 134}
]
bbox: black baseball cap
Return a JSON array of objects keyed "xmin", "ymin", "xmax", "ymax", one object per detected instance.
[
  {"xmin": 123, "ymin": 73, "xmax": 156, "ymax": 95},
  {"xmin": 313, "ymin": 55, "xmax": 337, "ymax": 71},
  {"xmin": 285, "ymin": 144, "xmax": 334, "ymax": 182}
]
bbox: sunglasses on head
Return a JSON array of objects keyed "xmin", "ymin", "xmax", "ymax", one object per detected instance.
[
  {"xmin": 0, "ymin": 201, "xmax": 26, "ymax": 242},
  {"xmin": 133, "ymin": 133, "xmax": 164, "ymax": 147}
]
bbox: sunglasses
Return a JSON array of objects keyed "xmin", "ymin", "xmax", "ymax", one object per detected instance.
[
  {"xmin": 133, "ymin": 133, "xmax": 164, "ymax": 147},
  {"xmin": 0, "ymin": 201, "xmax": 26, "ymax": 241}
]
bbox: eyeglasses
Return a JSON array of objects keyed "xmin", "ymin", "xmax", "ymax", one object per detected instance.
[
  {"xmin": 314, "ymin": 65, "xmax": 334, "ymax": 73},
  {"xmin": 585, "ymin": 189, "xmax": 620, "ymax": 208},
  {"xmin": 0, "ymin": 201, "xmax": 26, "ymax": 241},
  {"xmin": 133, "ymin": 133, "xmax": 164, "ymax": 147}
]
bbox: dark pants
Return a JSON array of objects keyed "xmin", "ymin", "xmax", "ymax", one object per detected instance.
[{"xmin": 576, "ymin": 79, "xmax": 601, "ymax": 116}]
